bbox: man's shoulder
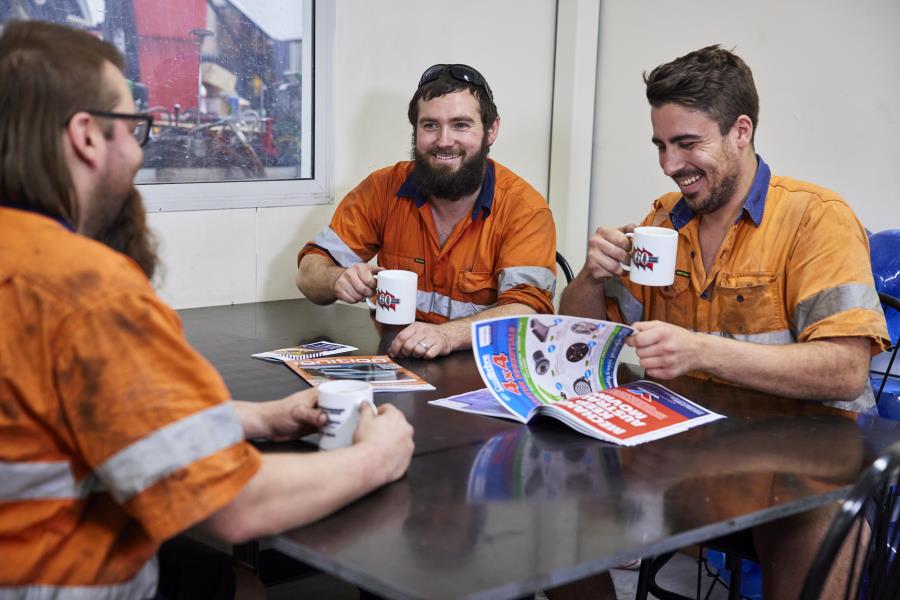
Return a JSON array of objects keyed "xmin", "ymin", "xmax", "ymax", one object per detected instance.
[
  {"xmin": 0, "ymin": 209, "xmax": 154, "ymax": 309},
  {"xmin": 366, "ymin": 161, "xmax": 415, "ymax": 187},
  {"xmin": 491, "ymin": 161, "xmax": 548, "ymax": 211},
  {"xmin": 767, "ymin": 175, "xmax": 849, "ymax": 208}
]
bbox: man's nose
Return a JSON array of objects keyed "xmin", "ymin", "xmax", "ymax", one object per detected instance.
[
  {"xmin": 660, "ymin": 149, "xmax": 682, "ymax": 177},
  {"xmin": 436, "ymin": 126, "xmax": 454, "ymax": 148}
]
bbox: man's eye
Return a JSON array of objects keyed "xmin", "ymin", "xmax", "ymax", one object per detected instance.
[{"xmin": 679, "ymin": 142, "xmax": 697, "ymax": 150}]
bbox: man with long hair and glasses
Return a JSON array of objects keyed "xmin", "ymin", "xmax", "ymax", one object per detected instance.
[
  {"xmin": 561, "ymin": 45, "xmax": 888, "ymax": 598},
  {"xmin": 297, "ymin": 64, "xmax": 557, "ymax": 359},
  {"xmin": 0, "ymin": 21, "xmax": 413, "ymax": 599}
]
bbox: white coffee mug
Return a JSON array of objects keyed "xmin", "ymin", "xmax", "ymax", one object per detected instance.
[
  {"xmin": 619, "ymin": 226, "xmax": 678, "ymax": 286},
  {"xmin": 368, "ymin": 269, "xmax": 418, "ymax": 325},
  {"xmin": 317, "ymin": 380, "xmax": 377, "ymax": 451}
]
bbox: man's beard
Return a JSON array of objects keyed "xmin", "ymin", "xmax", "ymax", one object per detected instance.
[
  {"xmin": 93, "ymin": 185, "xmax": 158, "ymax": 280},
  {"xmin": 411, "ymin": 137, "xmax": 490, "ymax": 201},
  {"xmin": 677, "ymin": 149, "xmax": 740, "ymax": 215}
]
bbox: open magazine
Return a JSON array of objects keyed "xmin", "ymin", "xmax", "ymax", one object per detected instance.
[
  {"xmin": 251, "ymin": 341, "xmax": 357, "ymax": 362},
  {"xmin": 285, "ymin": 355, "xmax": 435, "ymax": 392},
  {"xmin": 430, "ymin": 315, "xmax": 724, "ymax": 446}
]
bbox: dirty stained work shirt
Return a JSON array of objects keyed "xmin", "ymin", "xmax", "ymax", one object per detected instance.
[{"xmin": 0, "ymin": 208, "xmax": 260, "ymax": 597}]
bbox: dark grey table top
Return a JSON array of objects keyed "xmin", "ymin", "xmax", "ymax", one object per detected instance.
[{"xmin": 179, "ymin": 299, "xmax": 900, "ymax": 600}]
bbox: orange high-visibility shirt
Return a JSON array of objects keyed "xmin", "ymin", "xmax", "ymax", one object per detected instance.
[
  {"xmin": 299, "ymin": 160, "xmax": 557, "ymax": 321},
  {"xmin": 0, "ymin": 208, "xmax": 260, "ymax": 596},
  {"xmin": 605, "ymin": 157, "xmax": 889, "ymax": 413}
]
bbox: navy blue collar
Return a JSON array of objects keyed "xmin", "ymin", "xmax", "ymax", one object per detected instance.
[
  {"xmin": 0, "ymin": 200, "xmax": 75, "ymax": 231},
  {"xmin": 396, "ymin": 160, "xmax": 496, "ymax": 221},
  {"xmin": 669, "ymin": 154, "xmax": 771, "ymax": 230}
]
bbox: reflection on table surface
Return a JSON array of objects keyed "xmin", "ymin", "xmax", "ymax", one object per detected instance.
[{"xmin": 179, "ymin": 299, "xmax": 900, "ymax": 600}]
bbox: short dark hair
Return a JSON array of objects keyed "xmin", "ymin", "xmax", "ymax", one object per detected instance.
[
  {"xmin": 407, "ymin": 68, "xmax": 498, "ymax": 131},
  {"xmin": 0, "ymin": 20, "xmax": 124, "ymax": 225},
  {"xmin": 643, "ymin": 45, "xmax": 759, "ymax": 143}
]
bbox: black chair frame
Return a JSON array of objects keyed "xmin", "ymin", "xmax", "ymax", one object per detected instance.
[{"xmin": 799, "ymin": 440, "xmax": 900, "ymax": 600}]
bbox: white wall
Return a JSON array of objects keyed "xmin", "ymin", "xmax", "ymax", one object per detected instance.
[
  {"xmin": 149, "ymin": 0, "xmax": 557, "ymax": 308},
  {"xmin": 591, "ymin": 0, "xmax": 900, "ymax": 237},
  {"xmin": 149, "ymin": 0, "xmax": 900, "ymax": 309}
]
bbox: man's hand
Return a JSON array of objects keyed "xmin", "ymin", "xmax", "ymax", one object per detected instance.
[
  {"xmin": 334, "ymin": 263, "xmax": 381, "ymax": 304},
  {"xmin": 584, "ymin": 224, "xmax": 636, "ymax": 282},
  {"xmin": 258, "ymin": 388, "xmax": 328, "ymax": 441},
  {"xmin": 353, "ymin": 403, "xmax": 414, "ymax": 484},
  {"xmin": 388, "ymin": 322, "xmax": 454, "ymax": 359},
  {"xmin": 626, "ymin": 320, "xmax": 703, "ymax": 379}
]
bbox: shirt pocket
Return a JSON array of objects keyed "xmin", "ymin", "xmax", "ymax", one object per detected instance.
[
  {"xmin": 653, "ymin": 274, "xmax": 693, "ymax": 327},
  {"xmin": 377, "ymin": 250, "xmax": 425, "ymax": 278},
  {"xmin": 716, "ymin": 271, "xmax": 785, "ymax": 335},
  {"xmin": 457, "ymin": 271, "xmax": 498, "ymax": 308}
]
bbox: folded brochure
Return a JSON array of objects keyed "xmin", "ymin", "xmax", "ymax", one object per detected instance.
[
  {"xmin": 430, "ymin": 315, "xmax": 724, "ymax": 445},
  {"xmin": 285, "ymin": 355, "xmax": 434, "ymax": 392},
  {"xmin": 252, "ymin": 341, "xmax": 357, "ymax": 362}
]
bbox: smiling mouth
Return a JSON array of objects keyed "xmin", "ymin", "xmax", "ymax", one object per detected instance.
[
  {"xmin": 678, "ymin": 173, "xmax": 702, "ymax": 186},
  {"xmin": 433, "ymin": 152, "xmax": 462, "ymax": 161}
]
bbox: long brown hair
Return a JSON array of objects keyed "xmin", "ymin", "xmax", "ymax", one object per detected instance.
[{"xmin": 0, "ymin": 20, "xmax": 124, "ymax": 225}]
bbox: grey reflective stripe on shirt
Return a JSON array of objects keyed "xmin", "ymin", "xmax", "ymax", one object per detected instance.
[
  {"xmin": 792, "ymin": 284, "xmax": 883, "ymax": 337},
  {"xmin": 498, "ymin": 266, "xmax": 556, "ymax": 294},
  {"xmin": 603, "ymin": 278, "xmax": 643, "ymax": 325},
  {"xmin": 0, "ymin": 461, "xmax": 94, "ymax": 501},
  {"xmin": 311, "ymin": 226, "xmax": 364, "ymax": 268},
  {"xmin": 0, "ymin": 555, "xmax": 157, "ymax": 600},
  {"xmin": 96, "ymin": 403, "xmax": 243, "ymax": 504},
  {"xmin": 416, "ymin": 290, "xmax": 495, "ymax": 320},
  {"xmin": 707, "ymin": 329, "xmax": 795, "ymax": 345}
]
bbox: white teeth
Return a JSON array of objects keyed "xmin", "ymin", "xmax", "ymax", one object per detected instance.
[
  {"xmin": 679, "ymin": 174, "xmax": 701, "ymax": 186},
  {"xmin": 435, "ymin": 153, "xmax": 461, "ymax": 160}
]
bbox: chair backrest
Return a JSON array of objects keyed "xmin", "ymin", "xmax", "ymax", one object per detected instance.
[
  {"xmin": 869, "ymin": 230, "xmax": 900, "ymax": 409},
  {"xmin": 799, "ymin": 440, "xmax": 900, "ymax": 600},
  {"xmin": 555, "ymin": 251, "xmax": 574, "ymax": 285}
]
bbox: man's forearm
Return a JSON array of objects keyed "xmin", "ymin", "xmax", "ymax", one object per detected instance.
[
  {"xmin": 296, "ymin": 254, "xmax": 342, "ymax": 305},
  {"xmin": 559, "ymin": 268, "xmax": 609, "ymax": 319},
  {"xmin": 442, "ymin": 302, "xmax": 537, "ymax": 351},
  {"xmin": 201, "ymin": 445, "xmax": 391, "ymax": 543},
  {"xmin": 694, "ymin": 334, "xmax": 871, "ymax": 401}
]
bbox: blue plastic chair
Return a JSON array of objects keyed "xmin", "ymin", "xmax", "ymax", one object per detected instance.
[{"xmin": 868, "ymin": 230, "xmax": 900, "ymax": 419}]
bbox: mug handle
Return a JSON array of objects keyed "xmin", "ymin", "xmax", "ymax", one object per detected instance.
[
  {"xmin": 618, "ymin": 232, "xmax": 635, "ymax": 272},
  {"xmin": 365, "ymin": 273, "xmax": 379, "ymax": 309}
]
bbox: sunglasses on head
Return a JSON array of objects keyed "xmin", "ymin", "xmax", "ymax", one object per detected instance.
[{"xmin": 417, "ymin": 64, "xmax": 493, "ymax": 100}]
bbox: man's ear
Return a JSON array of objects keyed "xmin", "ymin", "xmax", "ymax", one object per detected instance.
[
  {"xmin": 65, "ymin": 112, "xmax": 103, "ymax": 168},
  {"xmin": 486, "ymin": 116, "xmax": 500, "ymax": 147},
  {"xmin": 732, "ymin": 114, "xmax": 754, "ymax": 149}
]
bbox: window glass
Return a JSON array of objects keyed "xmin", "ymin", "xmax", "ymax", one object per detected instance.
[{"xmin": 1, "ymin": 0, "xmax": 313, "ymax": 186}]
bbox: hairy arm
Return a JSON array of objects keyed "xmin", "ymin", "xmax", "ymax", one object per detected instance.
[
  {"xmin": 630, "ymin": 320, "xmax": 872, "ymax": 401},
  {"xmin": 559, "ymin": 268, "xmax": 610, "ymax": 320},
  {"xmin": 389, "ymin": 302, "xmax": 536, "ymax": 358},
  {"xmin": 201, "ymin": 404, "xmax": 413, "ymax": 543},
  {"xmin": 296, "ymin": 254, "xmax": 380, "ymax": 306}
]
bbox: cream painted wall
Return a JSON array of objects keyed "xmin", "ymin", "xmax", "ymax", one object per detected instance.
[
  {"xmin": 590, "ymin": 0, "xmax": 900, "ymax": 238},
  {"xmin": 149, "ymin": 0, "xmax": 557, "ymax": 308}
]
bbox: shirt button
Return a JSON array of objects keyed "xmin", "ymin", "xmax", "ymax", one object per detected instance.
[
  {"xmin": 690, "ymin": 251, "xmax": 696, "ymax": 258},
  {"xmin": 700, "ymin": 291, "xmax": 709, "ymax": 300},
  {"xmin": 736, "ymin": 294, "xmax": 744, "ymax": 302}
]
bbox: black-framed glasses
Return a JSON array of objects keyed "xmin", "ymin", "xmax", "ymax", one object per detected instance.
[
  {"xmin": 69, "ymin": 111, "xmax": 154, "ymax": 146},
  {"xmin": 417, "ymin": 64, "xmax": 493, "ymax": 100}
]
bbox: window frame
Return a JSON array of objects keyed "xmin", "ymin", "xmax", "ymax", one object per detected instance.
[{"xmin": 139, "ymin": 0, "xmax": 334, "ymax": 212}]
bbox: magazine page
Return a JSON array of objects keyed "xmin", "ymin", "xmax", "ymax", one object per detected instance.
[
  {"xmin": 541, "ymin": 380, "xmax": 725, "ymax": 446},
  {"xmin": 471, "ymin": 315, "xmax": 635, "ymax": 422},
  {"xmin": 251, "ymin": 341, "xmax": 357, "ymax": 363},
  {"xmin": 428, "ymin": 388, "xmax": 521, "ymax": 421},
  {"xmin": 285, "ymin": 356, "xmax": 435, "ymax": 392}
]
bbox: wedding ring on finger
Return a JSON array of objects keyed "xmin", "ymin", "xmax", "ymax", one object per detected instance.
[{"xmin": 417, "ymin": 341, "xmax": 431, "ymax": 351}]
